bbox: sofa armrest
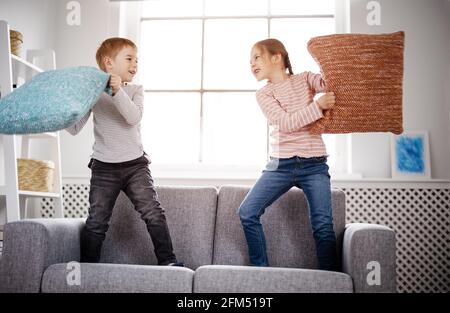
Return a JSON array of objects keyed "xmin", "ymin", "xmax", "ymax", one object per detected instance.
[
  {"xmin": 342, "ymin": 223, "xmax": 396, "ymax": 293},
  {"xmin": 0, "ymin": 218, "xmax": 85, "ymax": 292}
]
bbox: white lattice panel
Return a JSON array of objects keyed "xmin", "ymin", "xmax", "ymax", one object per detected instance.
[
  {"xmin": 42, "ymin": 184, "xmax": 450, "ymax": 293},
  {"xmin": 342, "ymin": 187, "xmax": 450, "ymax": 293},
  {"xmin": 42, "ymin": 184, "xmax": 89, "ymax": 219}
]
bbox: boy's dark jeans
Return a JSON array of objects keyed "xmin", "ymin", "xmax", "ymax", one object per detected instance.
[{"xmin": 81, "ymin": 154, "xmax": 177, "ymax": 265}]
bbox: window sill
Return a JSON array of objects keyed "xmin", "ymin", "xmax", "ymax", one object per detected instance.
[
  {"xmin": 62, "ymin": 173, "xmax": 450, "ymax": 189},
  {"xmin": 150, "ymin": 164, "xmax": 263, "ymax": 181}
]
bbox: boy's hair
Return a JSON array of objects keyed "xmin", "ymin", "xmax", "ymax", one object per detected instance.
[
  {"xmin": 254, "ymin": 38, "xmax": 293, "ymax": 75},
  {"xmin": 96, "ymin": 37, "xmax": 137, "ymax": 71}
]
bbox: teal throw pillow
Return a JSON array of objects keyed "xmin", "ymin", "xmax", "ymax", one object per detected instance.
[{"xmin": 0, "ymin": 66, "xmax": 110, "ymax": 134}]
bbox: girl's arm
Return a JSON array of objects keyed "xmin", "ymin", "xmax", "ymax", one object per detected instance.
[
  {"xmin": 256, "ymin": 91, "xmax": 323, "ymax": 133},
  {"xmin": 65, "ymin": 110, "xmax": 92, "ymax": 135},
  {"xmin": 112, "ymin": 85, "xmax": 144, "ymax": 126},
  {"xmin": 306, "ymin": 71, "xmax": 327, "ymax": 94}
]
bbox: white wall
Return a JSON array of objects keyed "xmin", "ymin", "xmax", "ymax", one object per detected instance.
[
  {"xmin": 0, "ymin": 0, "xmax": 56, "ymax": 54},
  {"xmin": 349, "ymin": 0, "xmax": 450, "ymax": 178},
  {"xmin": 52, "ymin": 0, "xmax": 120, "ymax": 178}
]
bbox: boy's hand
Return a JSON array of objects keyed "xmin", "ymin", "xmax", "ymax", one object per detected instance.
[
  {"xmin": 109, "ymin": 73, "xmax": 122, "ymax": 96},
  {"xmin": 317, "ymin": 92, "xmax": 336, "ymax": 110}
]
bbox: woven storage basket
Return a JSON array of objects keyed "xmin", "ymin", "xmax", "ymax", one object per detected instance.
[
  {"xmin": 10, "ymin": 29, "xmax": 23, "ymax": 57},
  {"xmin": 17, "ymin": 158, "xmax": 55, "ymax": 192}
]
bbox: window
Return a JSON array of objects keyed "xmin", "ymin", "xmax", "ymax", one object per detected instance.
[{"xmin": 138, "ymin": 0, "xmax": 339, "ymax": 176}]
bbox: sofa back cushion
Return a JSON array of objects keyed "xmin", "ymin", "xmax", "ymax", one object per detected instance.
[
  {"xmin": 100, "ymin": 186, "xmax": 218, "ymax": 269},
  {"xmin": 213, "ymin": 186, "xmax": 346, "ymax": 268}
]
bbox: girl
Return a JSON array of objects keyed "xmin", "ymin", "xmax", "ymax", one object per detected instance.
[{"xmin": 239, "ymin": 38, "xmax": 338, "ymax": 271}]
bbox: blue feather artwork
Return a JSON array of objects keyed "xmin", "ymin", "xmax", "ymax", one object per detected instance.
[{"xmin": 395, "ymin": 135, "xmax": 425, "ymax": 174}]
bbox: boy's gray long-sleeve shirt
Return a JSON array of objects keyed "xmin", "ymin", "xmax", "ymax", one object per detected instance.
[{"xmin": 66, "ymin": 84, "xmax": 145, "ymax": 163}]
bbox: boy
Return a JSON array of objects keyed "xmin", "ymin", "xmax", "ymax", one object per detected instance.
[{"xmin": 67, "ymin": 37, "xmax": 182, "ymax": 266}]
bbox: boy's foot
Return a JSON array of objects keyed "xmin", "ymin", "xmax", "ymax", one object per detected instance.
[{"xmin": 167, "ymin": 262, "xmax": 185, "ymax": 267}]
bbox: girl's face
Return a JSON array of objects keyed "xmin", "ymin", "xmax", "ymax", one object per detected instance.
[{"xmin": 250, "ymin": 46, "xmax": 280, "ymax": 82}]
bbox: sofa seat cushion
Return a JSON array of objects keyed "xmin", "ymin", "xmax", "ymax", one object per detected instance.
[
  {"xmin": 193, "ymin": 265, "xmax": 353, "ymax": 293},
  {"xmin": 41, "ymin": 263, "xmax": 194, "ymax": 293}
]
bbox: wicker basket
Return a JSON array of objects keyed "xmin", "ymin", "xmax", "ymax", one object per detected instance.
[
  {"xmin": 17, "ymin": 158, "xmax": 55, "ymax": 192},
  {"xmin": 10, "ymin": 29, "xmax": 23, "ymax": 57}
]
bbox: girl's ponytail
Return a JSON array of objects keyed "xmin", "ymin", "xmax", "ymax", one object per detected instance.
[{"xmin": 284, "ymin": 54, "xmax": 293, "ymax": 75}]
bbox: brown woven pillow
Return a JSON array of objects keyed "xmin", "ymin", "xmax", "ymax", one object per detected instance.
[{"xmin": 308, "ymin": 31, "xmax": 404, "ymax": 134}]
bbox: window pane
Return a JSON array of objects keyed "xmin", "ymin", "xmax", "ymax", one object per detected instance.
[
  {"xmin": 142, "ymin": 93, "xmax": 201, "ymax": 164},
  {"xmin": 322, "ymin": 134, "xmax": 336, "ymax": 168},
  {"xmin": 203, "ymin": 19, "xmax": 268, "ymax": 90},
  {"xmin": 205, "ymin": 0, "xmax": 268, "ymax": 16},
  {"xmin": 270, "ymin": 0, "xmax": 335, "ymax": 15},
  {"xmin": 142, "ymin": 0, "xmax": 203, "ymax": 17},
  {"xmin": 202, "ymin": 92, "xmax": 267, "ymax": 165},
  {"xmin": 270, "ymin": 18, "xmax": 335, "ymax": 74},
  {"xmin": 140, "ymin": 20, "xmax": 202, "ymax": 90}
]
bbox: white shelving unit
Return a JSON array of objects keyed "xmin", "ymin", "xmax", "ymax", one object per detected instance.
[{"xmin": 0, "ymin": 20, "xmax": 64, "ymax": 222}]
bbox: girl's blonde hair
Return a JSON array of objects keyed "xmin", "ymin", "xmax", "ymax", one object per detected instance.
[
  {"xmin": 96, "ymin": 37, "xmax": 137, "ymax": 71},
  {"xmin": 253, "ymin": 38, "xmax": 293, "ymax": 75}
]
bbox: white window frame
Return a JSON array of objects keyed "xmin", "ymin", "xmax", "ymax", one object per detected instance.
[{"xmin": 118, "ymin": 0, "xmax": 358, "ymax": 183}]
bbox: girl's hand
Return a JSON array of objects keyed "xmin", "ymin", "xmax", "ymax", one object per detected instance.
[
  {"xmin": 317, "ymin": 92, "xmax": 336, "ymax": 110},
  {"xmin": 109, "ymin": 73, "xmax": 122, "ymax": 96}
]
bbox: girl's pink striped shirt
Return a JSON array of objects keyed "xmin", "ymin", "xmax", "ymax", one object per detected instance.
[{"xmin": 256, "ymin": 72, "xmax": 328, "ymax": 158}]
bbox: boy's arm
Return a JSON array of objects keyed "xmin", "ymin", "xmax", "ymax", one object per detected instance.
[
  {"xmin": 306, "ymin": 71, "xmax": 327, "ymax": 94},
  {"xmin": 256, "ymin": 91, "xmax": 323, "ymax": 133},
  {"xmin": 65, "ymin": 110, "xmax": 92, "ymax": 136},
  {"xmin": 111, "ymin": 85, "xmax": 144, "ymax": 125}
]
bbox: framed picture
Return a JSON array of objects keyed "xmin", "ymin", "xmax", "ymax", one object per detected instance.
[{"xmin": 391, "ymin": 131, "xmax": 431, "ymax": 179}]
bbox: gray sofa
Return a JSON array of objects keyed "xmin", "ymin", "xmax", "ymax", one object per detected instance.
[{"xmin": 0, "ymin": 186, "xmax": 396, "ymax": 293}]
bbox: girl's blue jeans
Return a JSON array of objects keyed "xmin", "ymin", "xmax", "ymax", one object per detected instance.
[{"xmin": 238, "ymin": 156, "xmax": 338, "ymax": 271}]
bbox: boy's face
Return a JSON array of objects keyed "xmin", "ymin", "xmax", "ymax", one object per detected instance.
[{"xmin": 105, "ymin": 46, "xmax": 138, "ymax": 83}]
